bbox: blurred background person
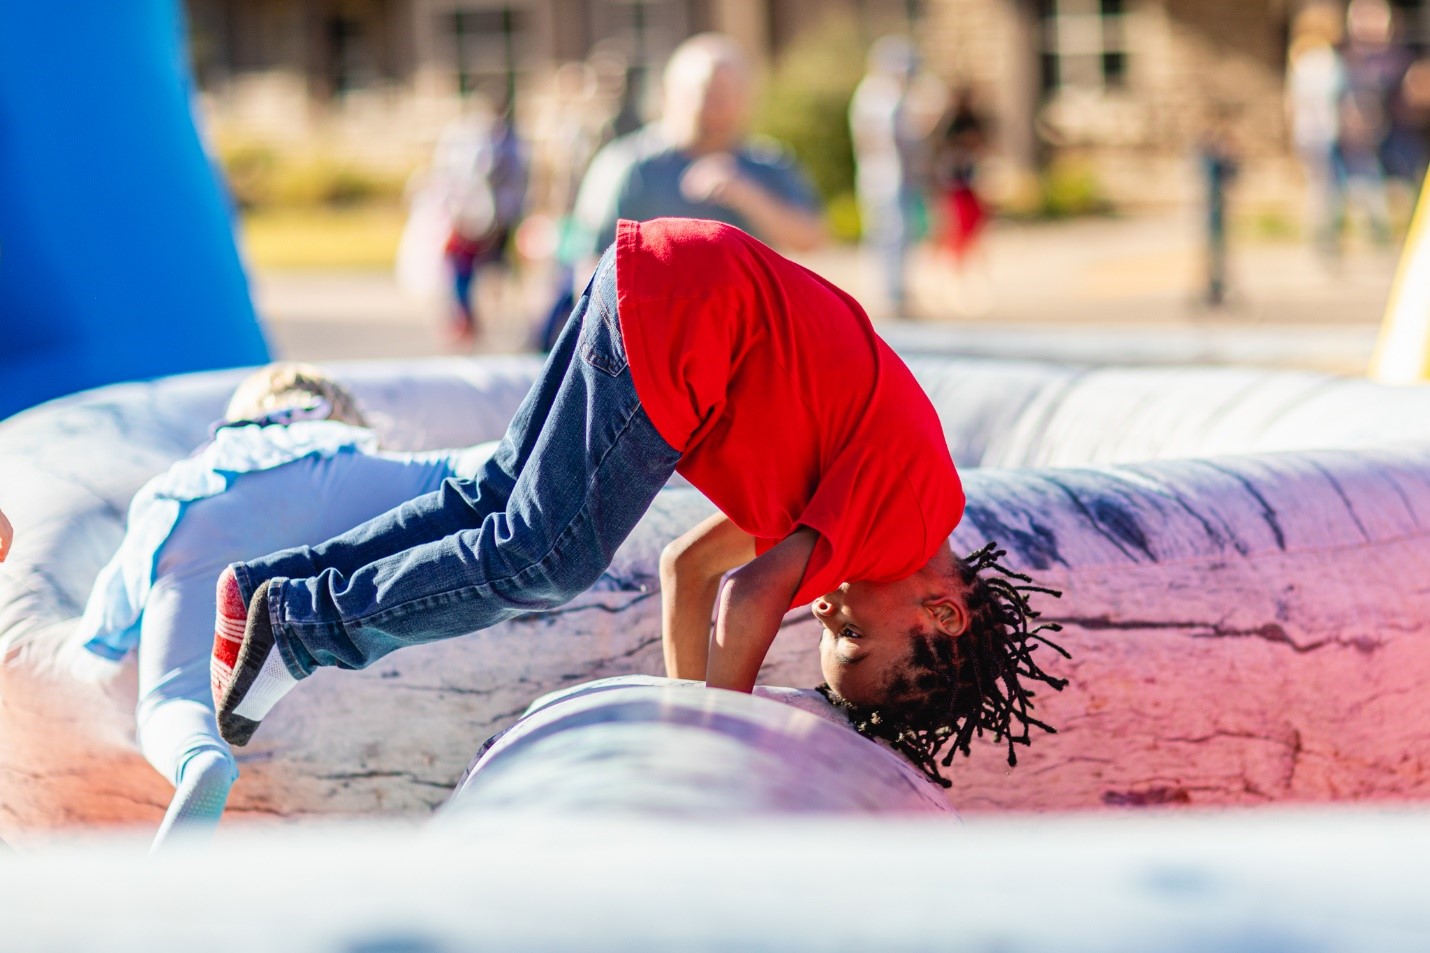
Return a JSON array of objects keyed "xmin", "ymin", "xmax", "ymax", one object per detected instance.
[
  {"xmin": 1196, "ymin": 109, "xmax": 1241, "ymax": 308},
  {"xmin": 441, "ymin": 98, "xmax": 529, "ymax": 348},
  {"xmin": 934, "ymin": 85, "xmax": 992, "ymax": 313},
  {"xmin": 569, "ymin": 32, "xmax": 827, "ymax": 278},
  {"xmin": 1286, "ymin": 4, "xmax": 1346, "ymax": 257},
  {"xmin": 1384, "ymin": 55, "xmax": 1430, "ymax": 193},
  {"xmin": 525, "ymin": 57, "xmax": 625, "ymax": 351},
  {"xmin": 604, "ymin": 49, "xmax": 648, "ymax": 143},
  {"xmin": 1337, "ymin": 0, "xmax": 1408, "ymax": 248},
  {"xmin": 397, "ymin": 94, "xmax": 529, "ymax": 349},
  {"xmin": 850, "ymin": 35, "xmax": 939, "ymax": 317}
]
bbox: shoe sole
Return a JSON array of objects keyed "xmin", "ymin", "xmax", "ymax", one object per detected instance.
[
  {"xmin": 216, "ymin": 583, "xmax": 275, "ymax": 747},
  {"xmin": 217, "ymin": 710, "xmax": 262, "ymax": 747}
]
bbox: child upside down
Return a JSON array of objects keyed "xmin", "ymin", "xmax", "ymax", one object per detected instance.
[{"xmin": 212, "ymin": 218, "xmax": 1067, "ymax": 787}]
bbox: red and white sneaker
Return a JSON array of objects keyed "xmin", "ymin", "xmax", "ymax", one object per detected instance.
[{"xmin": 211, "ymin": 576, "xmax": 298, "ymax": 746}]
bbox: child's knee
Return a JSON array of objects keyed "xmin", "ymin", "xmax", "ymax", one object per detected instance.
[
  {"xmin": 177, "ymin": 745, "xmax": 238, "ymax": 787},
  {"xmin": 528, "ymin": 558, "xmax": 605, "ymax": 608},
  {"xmin": 136, "ymin": 697, "xmax": 229, "ymax": 784}
]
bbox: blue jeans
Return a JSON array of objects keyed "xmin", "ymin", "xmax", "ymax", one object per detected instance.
[{"xmin": 232, "ymin": 248, "xmax": 681, "ymax": 677}]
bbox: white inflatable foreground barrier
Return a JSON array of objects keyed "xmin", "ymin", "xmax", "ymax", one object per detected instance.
[
  {"xmin": 6, "ymin": 809, "xmax": 1430, "ymax": 951},
  {"xmin": 5, "ymin": 354, "xmax": 1430, "ymax": 836}
]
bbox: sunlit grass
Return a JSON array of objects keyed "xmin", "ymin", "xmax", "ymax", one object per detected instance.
[{"xmin": 238, "ymin": 204, "xmax": 407, "ymax": 270}]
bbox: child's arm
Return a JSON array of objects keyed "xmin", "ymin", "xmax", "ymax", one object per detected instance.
[
  {"xmin": 0, "ymin": 507, "xmax": 11, "ymax": 562},
  {"xmin": 660, "ymin": 513, "xmax": 756, "ymax": 680},
  {"xmin": 705, "ymin": 527, "xmax": 818, "ymax": 694}
]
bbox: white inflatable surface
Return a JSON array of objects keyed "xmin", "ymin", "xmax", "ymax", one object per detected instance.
[{"xmin": 5, "ymin": 354, "xmax": 1430, "ymax": 836}]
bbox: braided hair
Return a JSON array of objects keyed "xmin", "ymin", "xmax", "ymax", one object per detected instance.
[{"xmin": 818, "ymin": 542, "xmax": 1070, "ymax": 788}]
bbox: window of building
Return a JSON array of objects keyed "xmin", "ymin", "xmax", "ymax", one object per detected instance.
[
  {"xmin": 447, "ymin": 4, "xmax": 528, "ymax": 101},
  {"xmin": 585, "ymin": 0, "xmax": 695, "ymax": 122},
  {"xmin": 322, "ymin": 0, "xmax": 399, "ymax": 98},
  {"xmin": 328, "ymin": 15, "xmax": 375, "ymax": 94},
  {"xmin": 588, "ymin": 0, "xmax": 694, "ymax": 74},
  {"xmin": 185, "ymin": 0, "xmax": 233, "ymax": 90},
  {"xmin": 1038, "ymin": 0, "xmax": 1130, "ymax": 95}
]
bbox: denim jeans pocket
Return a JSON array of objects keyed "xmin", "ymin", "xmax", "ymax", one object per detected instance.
[{"xmin": 579, "ymin": 296, "xmax": 629, "ymax": 378}]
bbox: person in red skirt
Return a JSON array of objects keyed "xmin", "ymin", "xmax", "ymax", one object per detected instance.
[{"xmin": 937, "ymin": 88, "xmax": 990, "ymax": 271}]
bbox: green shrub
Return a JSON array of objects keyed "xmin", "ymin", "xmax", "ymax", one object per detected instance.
[
  {"xmin": 753, "ymin": 15, "xmax": 866, "ymax": 208},
  {"xmin": 1038, "ymin": 155, "xmax": 1113, "ymax": 218},
  {"xmin": 996, "ymin": 154, "xmax": 1115, "ymax": 220},
  {"xmin": 215, "ymin": 140, "xmax": 406, "ymax": 210},
  {"xmin": 1239, "ymin": 206, "xmax": 1299, "ymax": 241},
  {"xmin": 220, "ymin": 142, "xmax": 280, "ymax": 209},
  {"xmin": 826, "ymin": 190, "xmax": 862, "ymax": 243},
  {"xmin": 266, "ymin": 156, "xmax": 403, "ymax": 208}
]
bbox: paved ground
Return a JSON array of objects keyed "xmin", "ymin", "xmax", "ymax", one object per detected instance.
[{"xmin": 254, "ymin": 214, "xmax": 1402, "ymax": 375}]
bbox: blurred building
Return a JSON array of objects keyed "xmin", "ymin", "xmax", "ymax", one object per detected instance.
[
  {"xmin": 921, "ymin": 0, "xmax": 1430, "ymax": 207},
  {"xmin": 186, "ymin": 0, "xmax": 1430, "ymax": 205},
  {"xmin": 185, "ymin": 0, "xmax": 880, "ymax": 164}
]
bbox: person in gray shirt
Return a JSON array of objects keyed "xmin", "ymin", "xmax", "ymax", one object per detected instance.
[{"xmin": 571, "ymin": 33, "xmax": 827, "ymax": 264}]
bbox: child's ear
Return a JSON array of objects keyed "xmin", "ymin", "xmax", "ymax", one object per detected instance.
[{"xmin": 925, "ymin": 597, "xmax": 969, "ymax": 639}]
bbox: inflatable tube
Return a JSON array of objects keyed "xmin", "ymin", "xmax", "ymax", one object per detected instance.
[
  {"xmin": 5, "ymin": 355, "xmax": 1430, "ymax": 835},
  {"xmin": 446, "ymin": 676, "xmax": 952, "ymax": 817},
  {"xmin": 0, "ymin": 0, "xmax": 268, "ymax": 422}
]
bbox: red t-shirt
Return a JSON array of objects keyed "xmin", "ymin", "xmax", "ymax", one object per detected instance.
[{"xmin": 615, "ymin": 218, "xmax": 964, "ymax": 608}]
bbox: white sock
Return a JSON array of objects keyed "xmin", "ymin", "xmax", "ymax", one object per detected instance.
[
  {"xmin": 232, "ymin": 647, "xmax": 300, "ymax": 721},
  {"xmin": 150, "ymin": 748, "xmax": 236, "ymax": 853}
]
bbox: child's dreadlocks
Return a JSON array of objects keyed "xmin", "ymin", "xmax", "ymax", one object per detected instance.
[{"xmin": 818, "ymin": 542, "xmax": 1070, "ymax": 789}]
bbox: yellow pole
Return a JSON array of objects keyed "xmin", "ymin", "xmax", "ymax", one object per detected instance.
[{"xmin": 1369, "ymin": 170, "xmax": 1430, "ymax": 383}]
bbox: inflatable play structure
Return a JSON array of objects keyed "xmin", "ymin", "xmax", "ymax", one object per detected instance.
[
  {"xmin": 16, "ymin": 682, "xmax": 1429, "ymax": 952},
  {"xmin": 4, "ymin": 806, "xmax": 1430, "ymax": 951},
  {"xmin": 446, "ymin": 676, "xmax": 954, "ymax": 817},
  {"xmin": 9, "ymin": 3, "xmax": 1430, "ymax": 945},
  {"xmin": 4, "ymin": 353, "xmax": 1430, "ymax": 838},
  {"xmin": 3, "ymin": 674, "xmax": 1429, "ymax": 949},
  {"xmin": 0, "ymin": 0, "xmax": 269, "ymax": 422}
]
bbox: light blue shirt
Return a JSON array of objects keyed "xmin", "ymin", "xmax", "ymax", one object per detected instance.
[{"xmin": 77, "ymin": 421, "xmax": 481, "ymax": 661}]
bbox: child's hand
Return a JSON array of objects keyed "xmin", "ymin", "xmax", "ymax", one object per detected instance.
[
  {"xmin": 0, "ymin": 507, "xmax": 12, "ymax": 562},
  {"xmin": 680, "ymin": 153, "xmax": 741, "ymax": 205}
]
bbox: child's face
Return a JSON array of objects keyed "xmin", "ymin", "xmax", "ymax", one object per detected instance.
[{"xmin": 812, "ymin": 559, "xmax": 968, "ymax": 707}]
